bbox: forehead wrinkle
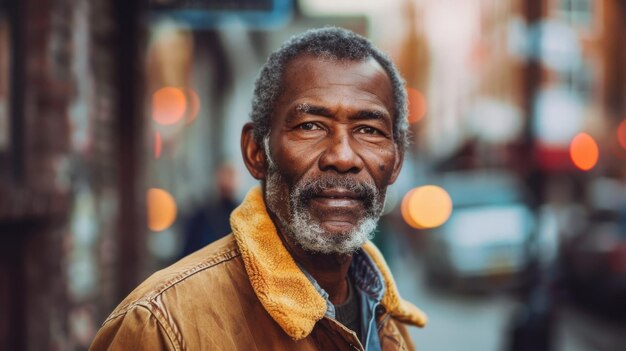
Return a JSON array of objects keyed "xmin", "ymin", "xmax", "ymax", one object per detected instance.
[{"xmin": 279, "ymin": 58, "xmax": 394, "ymax": 126}]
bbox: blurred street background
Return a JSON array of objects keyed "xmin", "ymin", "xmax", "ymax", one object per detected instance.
[{"xmin": 1, "ymin": 0, "xmax": 626, "ymax": 350}]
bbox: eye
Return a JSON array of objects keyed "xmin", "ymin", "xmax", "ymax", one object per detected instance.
[
  {"xmin": 298, "ymin": 122, "xmax": 322, "ymax": 131},
  {"xmin": 357, "ymin": 126, "xmax": 382, "ymax": 135}
]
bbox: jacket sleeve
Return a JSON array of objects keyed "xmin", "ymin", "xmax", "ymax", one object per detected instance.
[{"xmin": 89, "ymin": 305, "xmax": 178, "ymax": 351}]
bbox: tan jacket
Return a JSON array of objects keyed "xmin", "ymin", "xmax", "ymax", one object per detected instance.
[{"xmin": 90, "ymin": 187, "xmax": 427, "ymax": 351}]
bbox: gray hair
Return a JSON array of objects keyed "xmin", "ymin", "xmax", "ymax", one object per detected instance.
[{"xmin": 250, "ymin": 27, "xmax": 409, "ymax": 149}]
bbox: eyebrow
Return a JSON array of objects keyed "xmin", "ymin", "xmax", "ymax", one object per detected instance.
[
  {"xmin": 353, "ymin": 110, "xmax": 386, "ymax": 120},
  {"xmin": 289, "ymin": 103, "xmax": 390, "ymax": 122},
  {"xmin": 295, "ymin": 103, "xmax": 332, "ymax": 117}
]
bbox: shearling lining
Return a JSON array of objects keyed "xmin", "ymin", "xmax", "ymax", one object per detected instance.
[{"xmin": 230, "ymin": 186, "xmax": 427, "ymax": 340}]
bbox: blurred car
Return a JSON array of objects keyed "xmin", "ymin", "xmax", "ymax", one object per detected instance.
[
  {"xmin": 561, "ymin": 209, "xmax": 626, "ymax": 321},
  {"xmin": 424, "ymin": 170, "xmax": 535, "ymax": 291}
]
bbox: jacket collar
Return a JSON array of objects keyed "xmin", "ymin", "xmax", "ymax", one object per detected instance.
[{"xmin": 230, "ymin": 186, "xmax": 427, "ymax": 340}]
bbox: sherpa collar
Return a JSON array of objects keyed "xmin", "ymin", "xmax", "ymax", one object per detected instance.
[{"xmin": 230, "ymin": 186, "xmax": 427, "ymax": 340}]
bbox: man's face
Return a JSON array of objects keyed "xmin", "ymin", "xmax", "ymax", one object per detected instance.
[{"xmin": 263, "ymin": 55, "xmax": 402, "ymax": 254}]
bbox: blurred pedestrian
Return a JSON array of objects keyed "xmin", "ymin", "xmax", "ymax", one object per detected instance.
[{"xmin": 179, "ymin": 163, "xmax": 239, "ymax": 257}]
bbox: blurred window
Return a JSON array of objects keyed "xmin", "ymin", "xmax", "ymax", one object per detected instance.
[
  {"xmin": 553, "ymin": 0, "xmax": 594, "ymax": 100},
  {"xmin": 565, "ymin": 59, "xmax": 593, "ymax": 98},
  {"xmin": 557, "ymin": 0, "xmax": 592, "ymax": 27}
]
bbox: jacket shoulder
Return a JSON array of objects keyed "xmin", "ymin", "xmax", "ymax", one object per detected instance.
[
  {"xmin": 92, "ymin": 235, "xmax": 264, "ymax": 350},
  {"xmin": 106, "ymin": 234, "xmax": 242, "ymax": 320}
]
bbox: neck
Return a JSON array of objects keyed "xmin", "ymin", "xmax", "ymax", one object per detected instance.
[{"xmin": 275, "ymin": 224, "xmax": 353, "ymax": 305}]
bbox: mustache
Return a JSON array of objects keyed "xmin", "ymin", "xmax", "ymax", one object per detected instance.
[{"xmin": 294, "ymin": 174, "xmax": 378, "ymax": 205}]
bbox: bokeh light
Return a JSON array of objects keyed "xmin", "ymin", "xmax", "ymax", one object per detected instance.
[
  {"xmin": 154, "ymin": 131, "xmax": 162, "ymax": 159},
  {"xmin": 407, "ymin": 88, "xmax": 427, "ymax": 123},
  {"xmin": 147, "ymin": 188, "xmax": 177, "ymax": 232},
  {"xmin": 402, "ymin": 185, "xmax": 453, "ymax": 229},
  {"xmin": 152, "ymin": 87, "xmax": 187, "ymax": 125},
  {"xmin": 570, "ymin": 133, "xmax": 599, "ymax": 171},
  {"xmin": 185, "ymin": 88, "xmax": 201, "ymax": 124},
  {"xmin": 618, "ymin": 119, "xmax": 626, "ymax": 150},
  {"xmin": 401, "ymin": 188, "xmax": 420, "ymax": 228}
]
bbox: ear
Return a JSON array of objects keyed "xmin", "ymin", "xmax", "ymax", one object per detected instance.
[
  {"xmin": 241, "ymin": 123, "xmax": 267, "ymax": 180},
  {"xmin": 388, "ymin": 143, "xmax": 404, "ymax": 185}
]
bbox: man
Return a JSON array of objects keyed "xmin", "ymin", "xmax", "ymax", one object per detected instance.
[{"xmin": 90, "ymin": 27, "xmax": 427, "ymax": 351}]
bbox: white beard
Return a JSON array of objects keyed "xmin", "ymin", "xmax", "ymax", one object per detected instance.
[{"xmin": 263, "ymin": 140, "xmax": 384, "ymax": 254}]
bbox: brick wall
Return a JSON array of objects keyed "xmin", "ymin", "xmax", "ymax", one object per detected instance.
[{"xmin": 0, "ymin": 0, "xmax": 146, "ymax": 349}]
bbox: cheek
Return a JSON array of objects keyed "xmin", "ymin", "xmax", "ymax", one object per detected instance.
[
  {"xmin": 277, "ymin": 141, "xmax": 322, "ymax": 177},
  {"xmin": 365, "ymin": 147, "xmax": 398, "ymax": 184},
  {"xmin": 265, "ymin": 172, "xmax": 294, "ymax": 218}
]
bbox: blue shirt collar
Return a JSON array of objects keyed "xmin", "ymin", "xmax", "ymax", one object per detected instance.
[{"xmin": 299, "ymin": 248, "xmax": 386, "ymax": 319}]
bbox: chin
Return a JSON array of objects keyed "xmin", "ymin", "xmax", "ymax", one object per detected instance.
[
  {"xmin": 287, "ymin": 216, "xmax": 379, "ymax": 255},
  {"xmin": 320, "ymin": 222, "xmax": 359, "ymax": 235}
]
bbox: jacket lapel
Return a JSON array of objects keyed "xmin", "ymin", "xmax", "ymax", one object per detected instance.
[{"xmin": 230, "ymin": 186, "xmax": 427, "ymax": 340}]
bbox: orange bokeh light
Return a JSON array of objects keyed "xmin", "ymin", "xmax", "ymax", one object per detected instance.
[
  {"xmin": 401, "ymin": 188, "xmax": 421, "ymax": 229},
  {"xmin": 407, "ymin": 88, "xmax": 427, "ymax": 124},
  {"xmin": 152, "ymin": 87, "xmax": 187, "ymax": 125},
  {"xmin": 618, "ymin": 119, "xmax": 626, "ymax": 150},
  {"xmin": 154, "ymin": 131, "xmax": 162, "ymax": 159},
  {"xmin": 402, "ymin": 185, "xmax": 453, "ymax": 229},
  {"xmin": 570, "ymin": 133, "xmax": 599, "ymax": 171},
  {"xmin": 147, "ymin": 188, "xmax": 177, "ymax": 232},
  {"xmin": 185, "ymin": 89, "xmax": 201, "ymax": 124}
]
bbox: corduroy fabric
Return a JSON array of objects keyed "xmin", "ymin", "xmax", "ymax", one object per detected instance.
[{"xmin": 89, "ymin": 185, "xmax": 427, "ymax": 351}]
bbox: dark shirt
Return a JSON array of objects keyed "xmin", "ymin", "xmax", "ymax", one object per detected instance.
[
  {"xmin": 301, "ymin": 249, "xmax": 386, "ymax": 351},
  {"xmin": 334, "ymin": 275, "xmax": 362, "ymax": 341}
]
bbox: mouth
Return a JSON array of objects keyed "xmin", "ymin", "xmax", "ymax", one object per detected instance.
[
  {"xmin": 309, "ymin": 188, "xmax": 364, "ymax": 209},
  {"xmin": 316, "ymin": 188, "xmax": 360, "ymax": 199},
  {"xmin": 290, "ymin": 182, "xmax": 380, "ymax": 235}
]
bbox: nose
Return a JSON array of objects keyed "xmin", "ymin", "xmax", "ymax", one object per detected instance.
[{"xmin": 318, "ymin": 130, "xmax": 364, "ymax": 174}]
